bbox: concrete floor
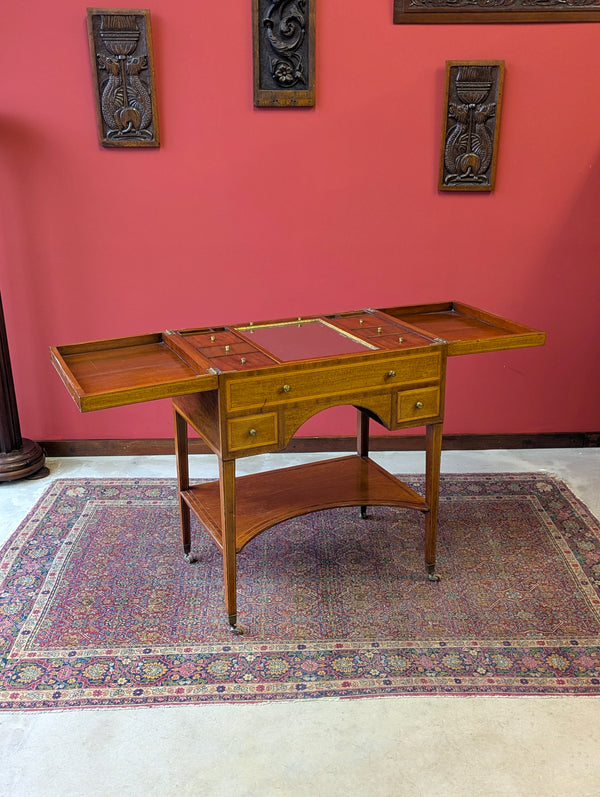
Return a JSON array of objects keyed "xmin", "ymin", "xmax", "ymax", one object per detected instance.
[{"xmin": 1, "ymin": 449, "xmax": 599, "ymax": 797}]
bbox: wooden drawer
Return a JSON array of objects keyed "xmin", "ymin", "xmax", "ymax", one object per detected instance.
[
  {"xmin": 225, "ymin": 351, "xmax": 442, "ymax": 412},
  {"xmin": 227, "ymin": 413, "xmax": 278, "ymax": 453},
  {"xmin": 397, "ymin": 386, "xmax": 441, "ymax": 423}
]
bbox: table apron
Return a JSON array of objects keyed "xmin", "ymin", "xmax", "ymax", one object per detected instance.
[{"xmin": 221, "ymin": 382, "xmax": 443, "ymax": 458}]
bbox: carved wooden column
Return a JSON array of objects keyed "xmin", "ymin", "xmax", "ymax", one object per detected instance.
[{"xmin": 0, "ymin": 292, "xmax": 47, "ymax": 481}]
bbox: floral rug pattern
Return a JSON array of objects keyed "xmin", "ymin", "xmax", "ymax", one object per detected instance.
[{"xmin": 1, "ymin": 474, "xmax": 599, "ymax": 709}]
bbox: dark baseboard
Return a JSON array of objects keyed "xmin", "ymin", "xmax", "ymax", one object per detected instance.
[{"xmin": 40, "ymin": 432, "xmax": 600, "ymax": 458}]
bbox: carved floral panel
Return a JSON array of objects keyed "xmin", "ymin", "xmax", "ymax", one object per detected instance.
[{"xmin": 253, "ymin": 0, "xmax": 315, "ymax": 107}]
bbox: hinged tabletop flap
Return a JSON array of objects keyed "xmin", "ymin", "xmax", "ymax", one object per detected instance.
[
  {"xmin": 378, "ymin": 301, "xmax": 545, "ymax": 355},
  {"xmin": 50, "ymin": 332, "xmax": 217, "ymax": 411}
]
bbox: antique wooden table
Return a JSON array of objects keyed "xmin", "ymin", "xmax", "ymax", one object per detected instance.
[{"xmin": 51, "ymin": 301, "xmax": 544, "ymax": 632}]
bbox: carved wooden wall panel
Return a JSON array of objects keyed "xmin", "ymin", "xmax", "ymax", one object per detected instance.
[
  {"xmin": 394, "ymin": 0, "xmax": 600, "ymax": 25},
  {"xmin": 439, "ymin": 61, "xmax": 504, "ymax": 193},
  {"xmin": 86, "ymin": 8, "xmax": 160, "ymax": 147},
  {"xmin": 253, "ymin": 0, "xmax": 315, "ymax": 107},
  {"xmin": 394, "ymin": 0, "xmax": 600, "ymax": 24}
]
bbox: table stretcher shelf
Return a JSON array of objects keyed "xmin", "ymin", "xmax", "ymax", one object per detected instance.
[{"xmin": 181, "ymin": 455, "xmax": 428, "ymax": 552}]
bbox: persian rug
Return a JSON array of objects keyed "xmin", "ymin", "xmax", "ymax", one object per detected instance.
[{"xmin": 1, "ymin": 473, "xmax": 599, "ymax": 710}]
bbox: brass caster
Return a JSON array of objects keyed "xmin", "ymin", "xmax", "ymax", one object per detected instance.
[{"xmin": 228, "ymin": 615, "xmax": 244, "ymax": 635}]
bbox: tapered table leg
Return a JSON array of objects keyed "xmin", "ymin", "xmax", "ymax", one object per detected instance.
[
  {"xmin": 174, "ymin": 407, "xmax": 195, "ymax": 562},
  {"xmin": 425, "ymin": 422, "xmax": 443, "ymax": 582},
  {"xmin": 219, "ymin": 457, "xmax": 242, "ymax": 633},
  {"xmin": 357, "ymin": 408, "xmax": 370, "ymax": 518}
]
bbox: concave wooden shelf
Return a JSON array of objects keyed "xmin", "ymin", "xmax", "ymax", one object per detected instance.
[{"xmin": 182, "ymin": 455, "xmax": 428, "ymax": 552}]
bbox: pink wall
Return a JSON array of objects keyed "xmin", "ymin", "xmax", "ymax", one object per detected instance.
[{"xmin": 1, "ymin": 1, "xmax": 599, "ymax": 442}]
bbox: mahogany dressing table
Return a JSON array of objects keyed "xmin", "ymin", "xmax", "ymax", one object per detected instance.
[{"xmin": 51, "ymin": 301, "xmax": 544, "ymax": 633}]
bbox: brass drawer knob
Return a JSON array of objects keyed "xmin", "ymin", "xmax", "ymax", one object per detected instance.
[
  {"xmin": 415, "ymin": 401, "xmax": 424, "ymax": 409},
  {"xmin": 249, "ymin": 428, "xmax": 257, "ymax": 437},
  {"xmin": 387, "ymin": 370, "xmax": 396, "ymax": 378},
  {"xmin": 282, "ymin": 384, "xmax": 291, "ymax": 393}
]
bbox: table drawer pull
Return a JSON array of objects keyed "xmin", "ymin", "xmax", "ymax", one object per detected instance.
[
  {"xmin": 282, "ymin": 384, "xmax": 292, "ymax": 393},
  {"xmin": 415, "ymin": 401, "xmax": 424, "ymax": 409},
  {"xmin": 249, "ymin": 428, "xmax": 257, "ymax": 437},
  {"xmin": 387, "ymin": 370, "xmax": 396, "ymax": 378}
]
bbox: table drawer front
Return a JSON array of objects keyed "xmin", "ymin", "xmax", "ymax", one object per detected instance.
[
  {"xmin": 397, "ymin": 386, "xmax": 441, "ymax": 423},
  {"xmin": 226, "ymin": 352, "xmax": 441, "ymax": 412},
  {"xmin": 227, "ymin": 413, "xmax": 278, "ymax": 453}
]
